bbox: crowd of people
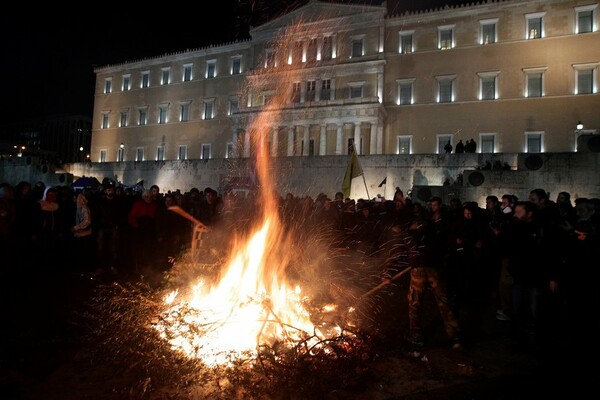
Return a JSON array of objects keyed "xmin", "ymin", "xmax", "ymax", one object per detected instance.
[{"xmin": 0, "ymin": 178, "xmax": 597, "ymax": 350}]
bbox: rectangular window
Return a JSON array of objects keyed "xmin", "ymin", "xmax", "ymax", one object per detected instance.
[
  {"xmin": 104, "ymin": 78, "xmax": 112, "ymax": 94},
  {"xmin": 479, "ymin": 72, "xmax": 499, "ymax": 100},
  {"xmin": 524, "ymin": 68, "xmax": 544, "ymax": 97},
  {"xmin": 265, "ymin": 49, "xmax": 275, "ymax": 68},
  {"xmin": 161, "ymin": 68, "xmax": 170, "ymax": 85},
  {"xmin": 480, "ymin": 134, "xmax": 495, "ymax": 153},
  {"xmin": 206, "ymin": 60, "xmax": 216, "ymax": 78},
  {"xmin": 117, "ymin": 147, "xmax": 124, "ymax": 162},
  {"xmin": 292, "ymin": 82, "xmax": 301, "ymax": 103},
  {"xmin": 306, "ymin": 80, "xmax": 316, "ymax": 101},
  {"xmin": 399, "ymin": 31, "xmax": 414, "ymax": 54},
  {"xmin": 307, "ymin": 39, "xmax": 317, "ymax": 62},
  {"xmin": 437, "ymin": 134, "xmax": 452, "ymax": 154},
  {"xmin": 120, "ymin": 111, "xmax": 128, "ymax": 127},
  {"xmin": 351, "ymin": 38, "xmax": 363, "ymax": 57},
  {"xmin": 156, "ymin": 145, "xmax": 165, "ymax": 161},
  {"xmin": 135, "ymin": 147, "xmax": 144, "ymax": 162},
  {"xmin": 158, "ymin": 106, "xmax": 168, "ymax": 124},
  {"xmin": 437, "ymin": 77, "xmax": 455, "ymax": 103},
  {"xmin": 141, "ymin": 71, "xmax": 150, "ymax": 88},
  {"xmin": 226, "ymin": 143, "xmax": 234, "ymax": 158},
  {"xmin": 228, "ymin": 98, "xmax": 239, "ymax": 115},
  {"xmin": 322, "ymin": 36, "xmax": 333, "ymax": 60},
  {"xmin": 231, "ymin": 57, "xmax": 241, "ymax": 75},
  {"xmin": 526, "ymin": 132, "xmax": 543, "ymax": 153},
  {"xmin": 201, "ymin": 144, "xmax": 211, "ymax": 160},
  {"xmin": 183, "ymin": 64, "xmax": 193, "ymax": 82},
  {"xmin": 349, "ymin": 85, "xmax": 362, "ymax": 99},
  {"xmin": 526, "ymin": 13, "xmax": 544, "ymax": 39},
  {"xmin": 321, "ymin": 79, "xmax": 331, "ymax": 100},
  {"xmin": 397, "ymin": 79, "xmax": 414, "ymax": 105},
  {"xmin": 204, "ymin": 100, "xmax": 214, "ymax": 120},
  {"xmin": 122, "ymin": 75, "xmax": 130, "ymax": 91},
  {"xmin": 139, "ymin": 108, "xmax": 147, "ymax": 126},
  {"xmin": 101, "ymin": 113, "xmax": 109, "ymax": 129},
  {"xmin": 577, "ymin": 68, "xmax": 594, "ymax": 94},
  {"xmin": 293, "ymin": 41, "xmax": 303, "ymax": 64},
  {"xmin": 180, "ymin": 102, "xmax": 190, "ymax": 122},
  {"xmin": 397, "ymin": 135, "xmax": 412, "ymax": 155},
  {"xmin": 576, "ymin": 5, "xmax": 595, "ymax": 34},
  {"xmin": 438, "ymin": 26, "xmax": 454, "ymax": 49},
  {"xmin": 480, "ymin": 19, "xmax": 498, "ymax": 44},
  {"xmin": 99, "ymin": 149, "xmax": 107, "ymax": 163},
  {"xmin": 178, "ymin": 145, "xmax": 187, "ymax": 160}
]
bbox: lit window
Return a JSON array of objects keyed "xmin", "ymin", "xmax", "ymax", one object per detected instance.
[
  {"xmin": 478, "ymin": 71, "xmax": 499, "ymax": 100},
  {"xmin": 526, "ymin": 13, "xmax": 545, "ymax": 39},
  {"xmin": 117, "ymin": 147, "xmax": 124, "ymax": 162},
  {"xmin": 138, "ymin": 108, "xmax": 148, "ymax": 126},
  {"xmin": 264, "ymin": 49, "xmax": 275, "ymax": 68},
  {"xmin": 104, "ymin": 78, "xmax": 112, "ymax": 94},
  {"xmin": 480, "ymin": 134, "xmax": 496, "ymax": 153},
  {"xmin": 180, "ymin": 102, "xmax": 190, "ymax": 122},
  {"xmin": 120, "ymin": 111, "xmax": 128, "ymax": 127},
  {"xmin": 523, "ymin": 67, "xmax": 546, "ymax": 97},
  {"xmin": 322, "ymin": 36, "xmax": 333, "ymax": 60},
  {"xmin": 525, "ymin": 132, "xmax": 544, "ymax": 153},
  {"xmin": 349, "ymin": 83, "xmax": 363, "ymax": 99},
  {"xmin": 438, "ymin": 25, "xmax": 454, "ymax": 49},
  {"xmin": 575, "ymin": 5, "xmax": 596, "ymax": 34},
  {"xmin": 292, "ymin": 82, "xmax": 301, "ymax": 103},
  {"xmin": 156, "ymin": 145, "xmax": 165, "ymax": 161},
  {"xmin": 307, "ymin": 39, "xmax": 317, "ymax": 62},
  {"xmin": 135, "ymin": 147, "xmax": 144, "ymax": 162},
  {"xmin": 351, "ymin": 37, "xmax": 363, "ymax": 58},
  {"xmin": 226, "ymin": 143, "xmax": 234, "ymax": 158},
  {"xmin": 231, "ymin": 57, "xmax": 241, "ymax": 75},
  {"xmin": 573, "ymin": 62, "xmax": 598, "ymax": 94},
  {"xmin": 397, "ymin": 79, "xmax": 414, "ymax": 105},
  {"xmin": 178, "ymin": 145, "xmax": 187, "ymax": 160},
  {"xmin": 201, "ymin": 144, "xmax": 211, "ymax": 160},
  {"xmin": 228, "ymin": 98, "xmax": 239, "ymax": 115},
  {"xmin": 480, "ymin": 19, "xmax": 498, "ymax": 44},
  {"xmin": 293, "ymin": 41, "xmax": 303, "ymax": 64},
  {"xmin": 101, "ymin": 113, "xmax": 109, "ymax": 129},
  {"xmin": 437, "ymin": 134, "xmax": 452, "ymax": 154},
  {"xmin": 158, "ymin": 105, "xmax": 168, "ymax": 124},
  {"xmin": 397, "ymin": 135, "xmax": 412, "ymax": 155},
  {"xmin": 141, "ymin": 71, "xmax": 150, "ymax": 88},
  {"xmin": 161, "ymin": 68, "xmax": 170, "ymax": 85},
  {"xmin": 183, "ymin": 64, "xmax": 193, "ymax": 82},
  {"xmin": 203, "ymin": 100, "xmax": 215, "ymax": 120},
  {"xmin": 399, "ymin": 31, "xmax": 414, "ymax": 54},
  {"xmin": 436, "ymin": 75, "xmax": 456, "ymax": 103},
  {"xmin": 206, "ymin": 60, "xmax": 216, "ymax": 78},
  {"xmin": 99, "ymin": 149, "xmax": 107, "ymax": 163},
  {"xmin": 122, "ymin": 75, "xmax": 131, "ymax": 91}
]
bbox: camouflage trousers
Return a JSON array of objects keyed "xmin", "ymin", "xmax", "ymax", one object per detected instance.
[{"xmin": 408, "ymin": 267, "xmax": 460, "ymax": 342}]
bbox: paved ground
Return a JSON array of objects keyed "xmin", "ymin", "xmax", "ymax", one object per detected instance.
[{"xmin": 0, "ymin": 266, "xmax": 590, "ymax": 400}]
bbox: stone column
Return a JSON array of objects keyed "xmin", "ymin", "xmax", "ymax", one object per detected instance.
[
  {"xmin": 354, "ymin": 123, "xmax": 361, "ymax": 155},
  {"xmin": 272, "ymin": 127, "xmax": 278, "ymax": 157},
  {"xmin": 370, "ymin": 123, "xmax": 377, "ymax": 155},
  {"xmin": 244, "ymin": 129, "xmax": 251, "ymax": 158},
  {"xmin": 319, "ymin": 124, "xmax": 327, "ymax": 155},
  {"xmin": 303, "ymin": 125, "xmax": 310, "ymax": 156},
  {"xmin": 336, "ymin": 124, "xmax": 343, "ymax": 155},
  {"xmin": 287, "ymin": 126, "xmax": 295, "ymax": 156}
]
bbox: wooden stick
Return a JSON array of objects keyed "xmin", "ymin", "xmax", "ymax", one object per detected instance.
[{"xmin": 359, "ymin": 266, "xmax": 411, "ymax": 300}]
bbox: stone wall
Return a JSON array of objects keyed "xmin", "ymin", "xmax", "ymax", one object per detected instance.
[{"xmin": 2, "ymin": 152, "xmax": 599, "ymax": 206}]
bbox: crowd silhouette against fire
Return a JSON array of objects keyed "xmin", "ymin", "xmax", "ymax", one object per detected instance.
[{"xmin": 0, "ymin": 178, "xmax": 597, "ymax": 351}]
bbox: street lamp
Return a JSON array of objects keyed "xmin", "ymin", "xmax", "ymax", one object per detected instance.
[
  {"xmin": 575, "ymin": 121, "xmax": 584, "ymax": 152},
  {"xmin": 576, "ymin": 121, "xmax": 583, "ymax": 130},
  {"xmin": 120, "ymin": 143, "xmax": 125, "ymax": 149}
]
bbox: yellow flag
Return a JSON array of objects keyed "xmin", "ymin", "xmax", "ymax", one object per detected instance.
[{"xmin": 342, "ymin": 150, "xmax": 363, "ymax": 198}]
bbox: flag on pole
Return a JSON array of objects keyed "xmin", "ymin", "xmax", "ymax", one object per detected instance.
[
  {"xmin": 342, "ymin": 149, "xmax": 363, "ymax": 198},
  {"xmin": 378, "ymin": 177, "xmax": 387, "ymax": 187}
]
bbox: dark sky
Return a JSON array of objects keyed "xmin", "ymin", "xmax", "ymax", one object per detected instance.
[{"xmin": 1, "ymin": 0, "xmax": 466, "ymax": 125}]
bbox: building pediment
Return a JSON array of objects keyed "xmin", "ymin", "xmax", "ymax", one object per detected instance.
[{"xmin": 250, "ymin": 0, "xmax": 385, "ymax": 39}]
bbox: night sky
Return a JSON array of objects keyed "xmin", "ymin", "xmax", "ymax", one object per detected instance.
[{"xmin": 1, "ymin": 0, "xmax": 467, "ymax": 125}]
